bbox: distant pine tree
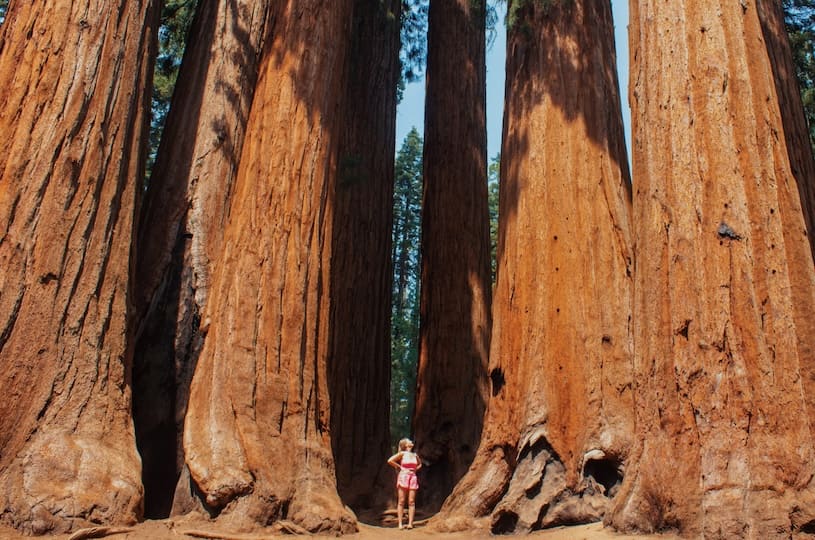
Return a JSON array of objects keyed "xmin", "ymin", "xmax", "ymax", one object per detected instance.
[
  {"xmin": 488, "ymin": 153, "xmax": 500, "ymax": 284},
  {"xmin": 391, "ymin": 127, "xmax": 423, "ymax": 446}
]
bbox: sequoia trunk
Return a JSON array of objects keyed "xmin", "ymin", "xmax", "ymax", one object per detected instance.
[
  {"xmin": 0, "ymin": 0, "xmax": 158, "ymax": 533},
  {"xmin": 328, "ymin": 0, "xmax": 401, "ymax": 514},
  {"xmin": 132, "ymin": 0, "xmax": 271, "ymax": 518},
  {"xmin": 756, "ymin": 0, "xmax": 815, "ymax": 258},
  {"xmin": 607, "ymin": 0, "xmax": 815, "ymax": 536},
  {"xmin": 412, "ymin": 0, "xmax": 492, "ymax": 511},
  {"xmin": 181, "ymin": 1, "xmax": 357, "ymax": 533},
  {"xmin": 436, "ymin": 0, "xmax": 634, "ymax": 532}
]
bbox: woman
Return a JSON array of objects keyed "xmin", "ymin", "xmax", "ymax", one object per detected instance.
[{"xmin": 387, "ymin": 438, "xmax": 422, "ymax": 529}]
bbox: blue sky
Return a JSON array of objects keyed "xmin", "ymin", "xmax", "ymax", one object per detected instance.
[{"xmin": 395, "ymin": 1, "xmax": 631, "ymax": 161}]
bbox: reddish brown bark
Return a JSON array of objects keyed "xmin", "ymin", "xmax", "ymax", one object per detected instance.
[
  {"xmin": 0, "ymin": 0, "xmax": 158, "ymax": 533},
  {"xmin": 412, "ymin": 0, "xmax": 492, "ymax": 512},
  {"xmin": 435, "ymin": 0, "xmax": 634, "ymax": 532},
  {"xmin": 328, "ymin": 0, "xmax": 401, "ymax": 514},
  {"xmin": 607, "ymin": 1, "xmax": 815, "ymax": 536},
  {"xmin": 181, "ymin": 1, "xmax": 357, "ymax": 533},
  {"xmin": 132, "ymin": 0, "xmax": 271, "ymax": 518}
]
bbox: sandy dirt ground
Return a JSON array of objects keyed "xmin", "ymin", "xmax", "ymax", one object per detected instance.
[{"xmin": 0, "ymin": 513, "xmax": 680, "ymax": 540}]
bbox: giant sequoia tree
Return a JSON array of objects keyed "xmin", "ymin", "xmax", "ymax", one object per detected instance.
[
  {"xmin": 783, "ymin": 0, "xmax": 815, "ymax": 155},
  {"xmin": 413, "ymin": 0, "xmax": 492, "ymax": 511},
  {"xmin": 757, "ymin": 0, "xmax": 815, "ymax": 258},
  {"xmin": 0, "ymin": 0, "xmax": 158, "ymax": 533},
  {"xmin": 328, "ymin": 0, "xmax": 401, "ymax": 513},
  {"xmin": 133, "ymin": 0, "xmax": 272, "ymax": 518},
  {"xmin": 436, "ymin": 0, "xmax": 634, "ymax": 532},
  {"xmin": 180, "ymin": 1, "xmax": 357, "ymax": 532},
  {"xmin": 607, "ymin": 0, "xmax": 815, "ymax": 536},
  {"xmin": 6, "ymin": 0, "xmax": 815, "ymax": 536}
]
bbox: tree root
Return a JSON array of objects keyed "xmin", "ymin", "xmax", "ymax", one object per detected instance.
[
  {"xmin": 67, "ymin": 526, "xmax": 135, "ymax": 540},
  {"xmin": 179, "ymin": 520, "xmax": 310, "ymax": 538}
]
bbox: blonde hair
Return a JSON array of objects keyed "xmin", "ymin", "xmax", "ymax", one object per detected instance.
[{"xmin": 398, "ymin": 438, "xmax": 413, "ymax": 451}]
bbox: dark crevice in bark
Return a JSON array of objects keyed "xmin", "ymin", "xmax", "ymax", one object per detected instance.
[
  {"xmin": 0, "ymin": 289, "xmax": 23, "ymax": 355},
  {"xmin": 490, "ymin": 367, "xmax": 505, "ymax": 395},
  {"xmin": 132, "ymin": 223, "xmax": 189, "ymax": 518},
  {"xmin": 131, "ymin": 0, "xmax": 230, "ymax": 519},
  {"xmin": 491, "ymin": 510, "xmax": 519, "ymax": 534},
  {"xmin": 796, "ymin": 519, "xmax": 815, "ymax": 534},
  {"xmin": 582, "ymin": 456, "xmax": 623, "ymax": 496}
]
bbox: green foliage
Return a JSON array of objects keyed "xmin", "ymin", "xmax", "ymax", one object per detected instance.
[
  {"xmin": 488, "ymin": 154, "xmax": 500, "ymax": 284},
  {"xmin": 400, "ymin": 0, "xmax": 429, "ymax": 87},
  {"xmin": 0, "ymin": 0, "xmax": 7, "ymax": 24},
  {"xmin": 148, "ymin": 0, "xmax": 199, "ymax": 177},
  {"xmin": 506, "ymin": 0, "xmax": 570, "ymax": 30},
  {"xmin": 390, "ymin": 128, "xmax": 423, "ymax": 445},
  {"xmin": 783, "ymin": 0, "xmax": 815, "ymax": 156}
]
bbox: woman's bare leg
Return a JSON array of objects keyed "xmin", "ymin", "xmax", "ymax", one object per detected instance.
[
  {"xmin": 397, "ymin": 487, "xmax": 406, "ymax": 528},
  {"xmin": 408, "ymin": 489, "xmax": 416, "ymax": 528}
]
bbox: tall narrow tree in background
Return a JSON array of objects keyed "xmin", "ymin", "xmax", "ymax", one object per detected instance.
[
  {"xmin": 328, "ymin": 0, "xmax": 401, "ymax": 514},
  {"xmin": 0, "ymin": 0, "xmax": 158, "ymax": 533},
  {"xmin": 132, "ymin": 0, "xmax": 272, "ymax": 519},
  {"xmin": 608, "ymin": 0, "xmax": 815, "ymax": 536},
  {"xmin": 413, "ymin": 0, "xmax": 492, "ymax": 512},
  {"xmin": 391, "ymin": 128, "xmax": 424, "ymax": 444},
  {"xmin": 181, "ymin": 1, "xmax": 357, "ymax": 532},
  {"xmin": 487, "ymin": 153, "xmax": 500, "ymax": 283},
  {"xmin": 436, "ymin": 0, "xmax": 634, "ymax": 532}
]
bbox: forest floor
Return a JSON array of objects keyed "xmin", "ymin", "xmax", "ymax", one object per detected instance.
[{"xmin": 0, "ymin": 511, "xmax": 680, "ymax": 540}]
